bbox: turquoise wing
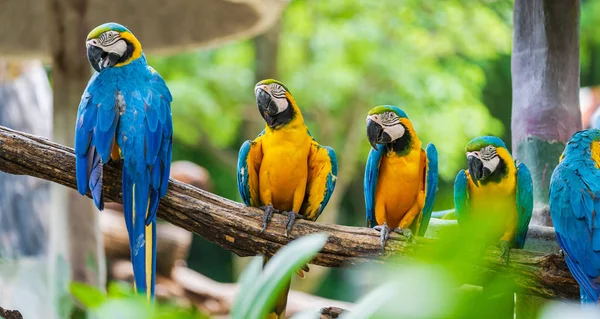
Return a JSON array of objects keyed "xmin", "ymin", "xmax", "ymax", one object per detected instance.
[
  {"xmin": 453, "ymin": 169, "xmax": 470, "ymax": 226},
  {"xmin": 551, "ymin": 160, "xmax": 600, "ymax": 302},
  {"xmin": 300, "ymin": 142, "xmax": 338, "ymax": 221},
  {"xmin": 364, "ymin": 144, "xmax": 384, "ymax": 228},
  {"xmin": 74, "ymin": 72, "xmax": 119, "ymax": 210},
  {"xmin": 419, "ymin": 143, "xmax": 438, "ymax": 236},
  {"xmin": 237, "ymin": 135, "xmax": 263, "ymax": 207},
  {"xmin": 515, "ymin": 162, "xmax": 533, "ymax": 248}
]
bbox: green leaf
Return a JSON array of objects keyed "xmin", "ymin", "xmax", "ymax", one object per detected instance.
[
  {"xmin": 230, "ymin": 255, "xmax": 263, "ymax": 319},
  {"xmin": 93, "ymin": 298, "xmax": 150, "ymax": 319},
  {"xmin": 107, "ymin": 281, "xmax": 135, "ymax": 298},
  {"xmin": 69, "ymin": 282, "xmax": 107, "ymax": 309},
  {"xmin": 340, "ymin": 283, "xmax": 396, "ymax": 319},
  {"xmin": 237, "ymin": 233, "xmax": 329, "ymax": 319}
]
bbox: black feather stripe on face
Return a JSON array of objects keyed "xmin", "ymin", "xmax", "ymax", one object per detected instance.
[{"xmin": 380, "ymin": 112, "xmax": 400, "ymax": 127}]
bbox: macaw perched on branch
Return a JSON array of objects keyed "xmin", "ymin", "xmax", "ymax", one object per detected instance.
[
  {"xmin": 237, "ymin": 79, "xmax": 337, "ymax": 318},
  {"xmin": 364, "ymin": 106, "xmax": 438, "ymax": 250},
  {"xmin": 74, "ymin": 22, "xmax": 173, "ymax": 302},
  {"xmin": 550, "ymin": 129, "xmax": 600, "ymax": 304},
  {"xmin": 454, "ymin": 136, "xmax": 532, "ymax": 262}
]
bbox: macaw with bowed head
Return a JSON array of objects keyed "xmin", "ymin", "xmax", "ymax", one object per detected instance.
[
  {"xmin": 364, "ymin": 105, "xmax": 438, "ymax": 250},
  {"xmin": 454, "ymin": 136, "xmax": 532, "ymax": 262},
  {"xmin": 237, "ymin": 79, "xmax": 337, "ymax": 318},
  {"xmin": 550, "ymin": 129, "xmax": 600, "ymax": 304},
  {"xmin": 74, "ymin": 22, "xmax": 173, "ymax": 302}
]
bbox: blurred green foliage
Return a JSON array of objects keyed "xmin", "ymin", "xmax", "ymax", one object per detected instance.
[
  {"xmin": 70, "ymin": 235, "xmax": 328, "ymax": 319},
  {"xmin": 70, "ymin": 281, "xmax": 209, "ymax": 319},
  {"xmin": 149, "ymin": 0, "xmax": 513, "ymax": 184},
  {"xmin": 144, "ymin": 0, "xmax": 517, "ymax": 300}
]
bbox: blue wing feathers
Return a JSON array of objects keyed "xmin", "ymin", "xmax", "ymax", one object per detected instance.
[
  {"xmin": 320, "ymin": 146, "xmax": 337, "ymax": 213},
  {"xmin": 453, "ymin": 170, "xmax": 470, "ymax": 226},
  {"xmin": 364, "ymin": 145, "xmax": 383, "ymax": 228},
  {"xmin": 419, "ymin": 143, "xmax": 438, "ymax": 236},
  {"xmin": 550, "ymin": 146, "xmax": 600, "ymax": 303},
  {"xmin": 88, "ymin": 148, "xmax": 104, "ymax": 209},
  {"xmin": 311, "ymin": 145, "xmax": 337, "ymax": 220},
  {"xmin": 515, "ymin": 163, "xmax": 533, "ymax": 248},
  {"xmin": 237, "ymin": 140, "xmax": 253, "ymax": 206}
]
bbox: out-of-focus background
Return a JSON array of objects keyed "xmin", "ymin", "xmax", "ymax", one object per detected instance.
[{"xmin": 0, "ymin": 0, "xmax": 599, "ymax": 318}]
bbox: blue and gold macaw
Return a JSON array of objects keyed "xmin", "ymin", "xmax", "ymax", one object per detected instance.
[
  {"xmin": 237, "ymin": 79, "xmax": 337, "ymax": 319},
  {"xmin": 74, "ymin": 22, "xmax": 172, "ymax": 301},
  {"xmin": 364, "ymin": 106, "xmax": 438, "ymax": 250},
  {"xmin": 454, "ymin": 136, "xmax": 532, "ymax": 262},
  {"xmin": 550, "ymin": 129, "xmax": 600, "ymax": 304}
]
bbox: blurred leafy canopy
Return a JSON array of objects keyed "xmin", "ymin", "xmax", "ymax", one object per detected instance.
[{"xmin": 149, "ymin": 0, "xmax": 514, "ymax": 180}]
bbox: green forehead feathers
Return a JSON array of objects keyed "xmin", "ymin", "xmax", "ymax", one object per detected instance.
[
  {"xmin": 466, "ymin": 136, "xmax": 507, "ymax": 152},
  {"xmin": 368, "ymin": 105, "xmax": 408, "ymax": 118},
  {"xmin": 256, "ymin": 79, "xmax": 290, "ymax": 93},
  {"xmin": 87, "ymin": 22, "xmax": 131, "ymax": 40}
]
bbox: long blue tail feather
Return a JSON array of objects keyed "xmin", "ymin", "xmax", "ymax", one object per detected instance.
[
  {"xmin": 151, "ymin": 219, "xmax": 157, "ymax": 298},
  {"xmin": 146, "ymin": 189, "xmax": 160, "ymax": 226},
  {"xmin": 122, "ymin": 166, "xmax": 134, "ymax": 243}
]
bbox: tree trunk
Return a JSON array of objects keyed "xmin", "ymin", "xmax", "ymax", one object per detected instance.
[
  {"xmin": 46, "ymin": 0, "xmax": 105, "ymax": 317},
  {"xmin": 511, "ymin": 1, "xmax": 581, "ymax": 318},
  {"xmin": 0, "ymin": 60, "xmax": 53, "ymax": 319},
  {"xmin": 511, "ymin": 0, "xmax": 581, "ymax": 227}
]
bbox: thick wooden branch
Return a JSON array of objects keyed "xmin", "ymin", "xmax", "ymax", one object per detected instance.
[
  {"xmin": 0, "ymin": 306, "xmax": 23, "ymax": 319},
  {"xmin": 0, "ymin": 126, "xmax": 578, "ymax": 300}
]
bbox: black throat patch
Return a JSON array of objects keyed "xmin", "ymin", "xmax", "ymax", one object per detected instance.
[
  {"xmin": 386, "ymin": 125, "xmax": 412, "ymax": 156},
  {"xmin": 262, "ymin": 99, "xmax": 295, "ymax": 129},
  {"xmin": 117, "ymin": 40, "xmax": 135, "ymax": 64},
  {"xmin": 480, "ymin": 158, "xmax": 507, "ymax": 185}
]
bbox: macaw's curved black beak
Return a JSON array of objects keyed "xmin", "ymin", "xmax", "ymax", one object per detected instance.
[
  {"xmin": 366, "ymin": 119, "xmax": 384, "ymax": 150},
  {"xmin": 256, "ymin": 88, "xmax": 279, "ymax": 118},
  {"xmin": 87, "ymin": 44, "xmax": 120, "ymax": 73},
  {"xmin": 467, "ymin": 155, "xmax": 492, "ymax": 187}
]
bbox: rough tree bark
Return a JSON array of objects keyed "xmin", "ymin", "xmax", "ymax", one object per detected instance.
[
  {"xmin": 511, "ymin": 0, "xmax": 581, "ymax": 228},
  {"xmin": 0, "ymin": 306, "xmax": 23, "ymax": 319},
  {"xmin": 0, "ymin": 126, "xmax": 581, "ymax": 300},
  {"xmin": 46, "ymin": 0, "xmax": 104, "ymax": 318}
]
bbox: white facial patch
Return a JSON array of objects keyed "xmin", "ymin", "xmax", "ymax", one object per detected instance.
[
  {"xmin": 87, "ymin": 30, "xmax": 127, "ymax": 57},
  {"xmin": 254, "ymin": 83, "xmax": 289, "ymax": 115},
  {"xmin": 367, "ymin": 112, "xmax": 405, "ymax": 141},
  {"xmin": 471, "ymin": 146, "xmax": 501, "ymax": 174},
  {"xmin": 483, "ymin": 156, "xmax": 500, "ymax": 173}
]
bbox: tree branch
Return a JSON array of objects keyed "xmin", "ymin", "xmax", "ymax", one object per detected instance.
[
  {"xmin": 0, "ymin": 126, "xmax": 578, "ymax": 300},
  {"xmin": 0, "ymin": 306, "xmax": 23, "ymax": 319}
]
